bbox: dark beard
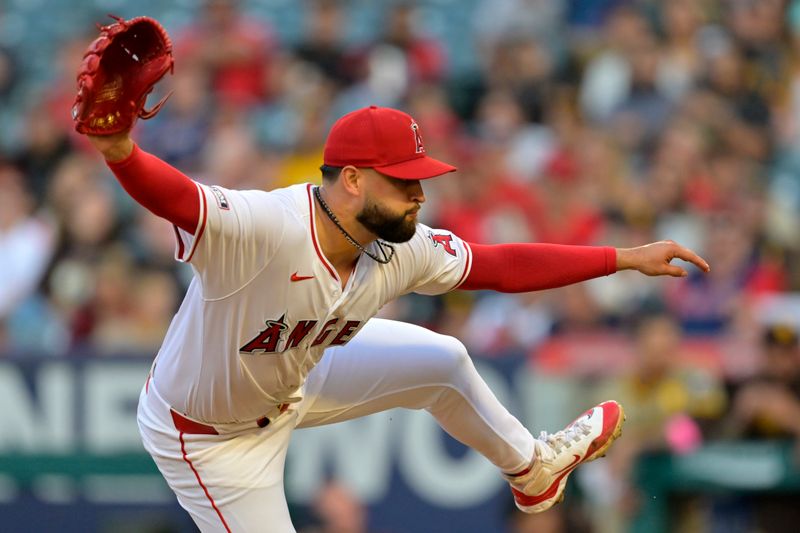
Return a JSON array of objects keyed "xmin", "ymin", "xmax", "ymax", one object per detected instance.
[{"xmin": 356, "ymin": 198, "xmax": 417, "ymax": 243}]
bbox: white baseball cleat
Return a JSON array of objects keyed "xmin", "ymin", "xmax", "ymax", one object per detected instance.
[{"xmin": 505, "ymin": 400, "xmax": 625, "ymax": 514}]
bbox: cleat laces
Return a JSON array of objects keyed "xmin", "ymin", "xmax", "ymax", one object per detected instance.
[{"xmin": 537, "ymin": 417, "xmax": 592, "ymax": 454}]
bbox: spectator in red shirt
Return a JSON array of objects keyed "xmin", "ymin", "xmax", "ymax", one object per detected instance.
[
  {"xmin": 381, "ymin": 2, "xmax": 447, "ymax": 84},
  {"xmin": 175, "ymin": 0, "xmax": 275, "ymax": 107}
]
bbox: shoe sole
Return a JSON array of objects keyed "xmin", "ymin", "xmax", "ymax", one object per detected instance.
[{"xmin": 517, "ymin": 403, "xmax": 626, "ymax": 514}]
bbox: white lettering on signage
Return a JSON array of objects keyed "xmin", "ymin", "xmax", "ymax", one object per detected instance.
[
  {"xmin": 0, "ymin": 360, "xmax": 534, "ymax": 509},
  {"xmin": 287, "ymin": 413, "xmax": 392, "ymax": 502},
  {"xmin": 0, "ymin": 364, "xmax": 75, "ymax": 452},
  {"xmin": 85, "ymin": 363, "xmax": 150, "ymax": 453}
]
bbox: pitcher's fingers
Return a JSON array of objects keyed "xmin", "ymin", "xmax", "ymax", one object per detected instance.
[
  {"xmin": 672, "ymin": 246, "xmax": 711, "ymax": 272},
  {"xmin": 664, "ymin": 264, "xmax": 688, "ymax": 277}
]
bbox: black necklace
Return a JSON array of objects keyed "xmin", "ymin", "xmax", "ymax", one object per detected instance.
[{"xmin": 313, "ymin": 186, "xmax": 395, "ymax": 264}]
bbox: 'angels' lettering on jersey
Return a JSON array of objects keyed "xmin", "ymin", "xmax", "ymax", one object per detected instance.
[{"xmin": 239, "ymin": 315, "xmax": 363, "ymax": 354}]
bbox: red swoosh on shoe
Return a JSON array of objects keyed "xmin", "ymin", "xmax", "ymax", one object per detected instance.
[{"xmin": 512, "ymin": 454, "xmax": 581, "ymax": 507}]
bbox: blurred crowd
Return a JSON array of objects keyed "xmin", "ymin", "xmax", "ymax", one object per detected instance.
[{"xmin": 2, "ymin": 0, "xmax": 800, "ymax": 531}]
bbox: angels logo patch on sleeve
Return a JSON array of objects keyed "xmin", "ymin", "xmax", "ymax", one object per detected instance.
[
  {"xmin": 406, "ymin": 224, "xmax": 471, "ymax": 296},
  {"xmin": 427, "ymin": 231, "xmax": 457, "ymax": 257}
]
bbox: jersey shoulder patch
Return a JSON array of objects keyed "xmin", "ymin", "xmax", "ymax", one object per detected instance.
[
  {"xmin": 426, "ymin": 230, "xmax": 457, "ymax": 257},
  {"xmin": 210, "ymin": 186, "xmax": 229, "ymax": 210}
]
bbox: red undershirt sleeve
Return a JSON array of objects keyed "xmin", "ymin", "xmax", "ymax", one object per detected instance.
[
  {"xmin": 105, "ymin": 144, "xmax": 199, "ymax": 233},
  {"xmin": 460, "ymin": 242, "xmax": 617, "ymax": 293}
]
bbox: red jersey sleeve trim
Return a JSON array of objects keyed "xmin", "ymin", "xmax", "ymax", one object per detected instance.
[
  {"xmin": 174, "ymin": 183, "xmax": 207, "ymax": 263},
  {"xmin": 184, "ymin": 185, "xmax": 208, "ymax": 263},
  {"xmin": 451, "ymin": 241, "xmax": 473, "ymax": 291},
  {"xmin": 174, "ymin": 225, "xmax": 185, "ymax": 259}
]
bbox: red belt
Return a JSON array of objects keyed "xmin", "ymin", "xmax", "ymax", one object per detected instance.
[{"xmin": 170, "ymin": 404, "xmax": 290, "ymax": 435}]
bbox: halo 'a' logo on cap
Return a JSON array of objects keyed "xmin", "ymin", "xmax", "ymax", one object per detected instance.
[{"xmin": 411, "ymin": 122, "xmax": 425, "ymax": 154}]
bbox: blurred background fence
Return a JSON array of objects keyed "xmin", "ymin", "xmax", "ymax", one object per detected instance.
[{"xmin": 2, "ymin": 0, "xmax": 800, "ymax": 531}]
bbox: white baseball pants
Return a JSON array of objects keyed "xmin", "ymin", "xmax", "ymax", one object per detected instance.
[{"xmin": 137, "ymin": 318, "xmax": 535, "ymax": 532}]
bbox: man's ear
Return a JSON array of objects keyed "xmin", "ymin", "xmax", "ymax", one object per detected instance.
[{"xmin": 340, "ymin": 166, "xmax": 362, "ymax": 196}]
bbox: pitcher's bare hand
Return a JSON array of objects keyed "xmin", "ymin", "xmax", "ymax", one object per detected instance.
[{"xmin": 616, "ymin": 241, "xmax": 710, "ymax": 277}]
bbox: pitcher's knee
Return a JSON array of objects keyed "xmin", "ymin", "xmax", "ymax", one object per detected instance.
[{"xmin": 425, "ymin": 335, "xmax": 474, "ymax": 382}]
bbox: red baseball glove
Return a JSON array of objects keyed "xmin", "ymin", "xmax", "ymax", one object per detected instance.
[{"xmin": 72, "ymin": 15, "xmax": 174, "ymax": 135}]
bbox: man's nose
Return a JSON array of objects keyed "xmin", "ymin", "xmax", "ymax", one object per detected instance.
[{"xmin": 408, "ymin": 180, "xmax": 425, "ymax": 204}]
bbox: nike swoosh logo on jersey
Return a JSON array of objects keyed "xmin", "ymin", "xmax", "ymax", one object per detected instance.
[{"xmin": 291, "ymin": 272, "xmax": 315, "ymax": 282}]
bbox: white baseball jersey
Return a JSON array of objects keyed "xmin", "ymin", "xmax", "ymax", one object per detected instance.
[{"xmin": 153, "ymin": 182, "xmax": 473, "ymax": 424}]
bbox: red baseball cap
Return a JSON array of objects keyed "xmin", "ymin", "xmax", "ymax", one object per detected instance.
[{"xmin": 323, "ymin": 106, "xmax": 457, "ymax": 180}]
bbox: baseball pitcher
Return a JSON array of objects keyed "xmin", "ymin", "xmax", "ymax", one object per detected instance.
[{"xmin": 72, "ymin": 17, "xmax": 710, "ymax": 532}]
